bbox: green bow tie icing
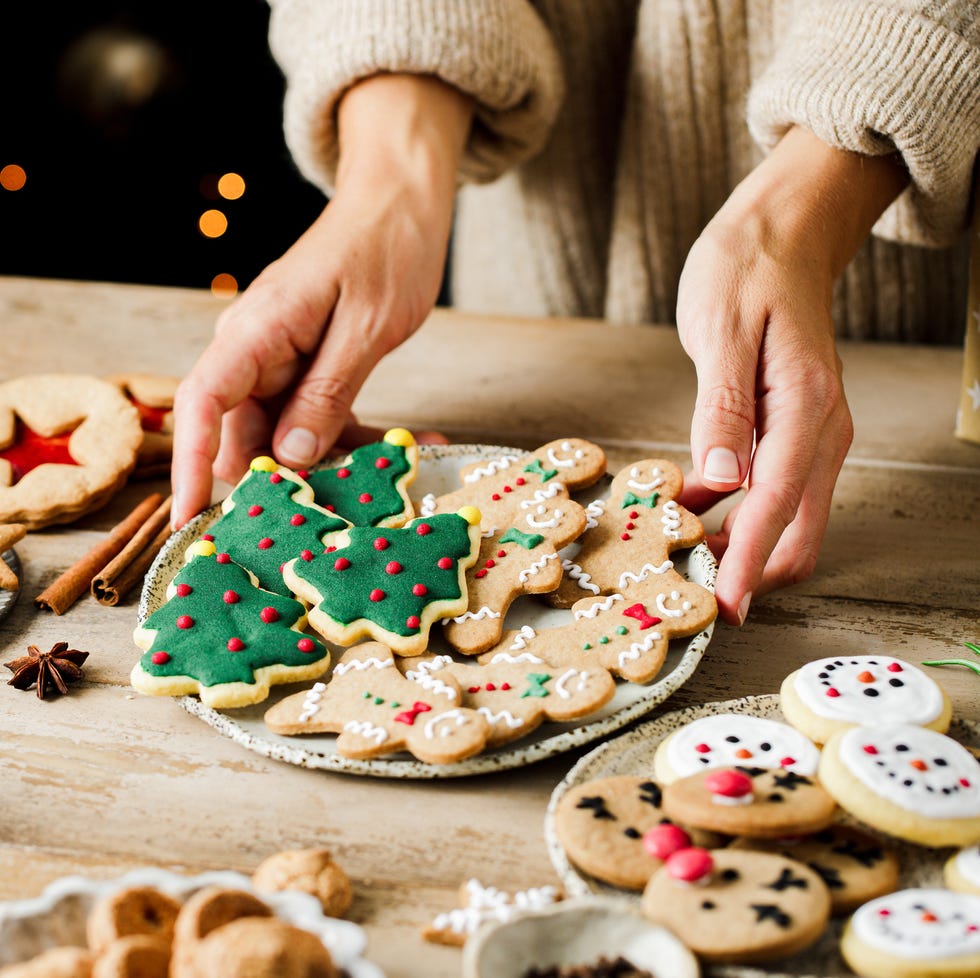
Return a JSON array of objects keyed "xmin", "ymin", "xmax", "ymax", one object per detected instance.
[
  {"xmin": 521, "ymin": 672, "xmax": 553, "ymax": 698},
  {"xmin": 202, "ymin": 456, "xmax": 351, "ymax": 597},
  {"xmin": 523, "ymin": 458, "xmax": 559, "ymax": 482},
  {"xmin": 498, "ymin": 526, "xmax": 545, "ymax": 550},
  {"xmin": 304, "ymin": 427, "xmax": 417, "ymax": 527},
  {"xmin": 620, "ymin": 490, "xmax": 660, "ymax": 509}
]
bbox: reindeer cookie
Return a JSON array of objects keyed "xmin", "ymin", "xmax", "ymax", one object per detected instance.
[
  {"xmin": 264, "ymin": 643, "xmax": 491, "ymax": 764},
  {"xmin": 548, "ymin": 458, "xmax": 704, "ymax": 609}
]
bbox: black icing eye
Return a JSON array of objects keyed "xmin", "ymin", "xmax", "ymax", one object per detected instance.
[
  {"xmin": 624, "ymin": 827, "xmax": 641, "ymax": 839},
  {"xmin": 896, "ymin": 744, "xmax": 910, "ymax": 752},
  {"xmin": 721, "ymin": 868, "xmax": 740, "ymax": 882},
  {"xmin": 725, "ymin": 736, "xmax": 740, "ymax": 743},
  {"xmin": 701, "ymin": 900, "xmax": 716, "ymax": 910},
  {"xmin": 759, "ymin": 742, "xmax": 772, "ymax": 752},
  {"xmin": 862, "ymin": 688, "xmax": 879, "ymax": 697},
  {"xmin": 889, "ymin": 679, "xmax": 904, "ymax": 687},
  {"xmin": 935, "ymin": 758, "xmax": 948, "ymax": 766},
  {"xmin": 768, "ymin": 793, "xmax": 785, "ymax": 802},
  {"xmin": 902, "ymin": 779, "xmax": 913, "ymax": 787}
]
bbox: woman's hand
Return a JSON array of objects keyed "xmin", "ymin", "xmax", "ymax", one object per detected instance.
[
  {"xmin": 171, "ymin": 74, "xmax": 473, "ymax": 528},
  {"xmin": 676, "ymin": 126, "xmax": 909, "ymax": 625}
]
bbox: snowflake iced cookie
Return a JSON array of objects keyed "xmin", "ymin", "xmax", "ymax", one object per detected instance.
[
  {"xmin": 840, "ymin": 888, "xmax": 980, "ymax": 978},
  {"xmin": 0, "ymin": 373, "xmax": 143, "ymax": 528},
  {"xmin": 131, "ymin": 541, "xmax": 330, "ymax": 709},
  {"xmin": 283, "ymin": 508, "xmax": 482, "ymax": 656},
  {"xmin": 780, "ymin": 654, "xmax": 952, "ymax": 745},
  {"xmin": 200, "ymin": 456, "xmax": 351, "ymax": 597},
  {"xmin": 263, "ymin": 643, "xmax": 490, "ymax": 764},
  {"xmin": 303, "ymin": 427, "xmax": 419, "ymax": 527},
  {"xmin": 641, "ymin": 849, "xmax": 831, "ymax": 965},
  {"xmin": 548, "ymin": 458, "xmax": 705, "ymax": 609},
  {"xmin": 945, "ymin": 846, "xmax": 980, "ymax": 894},
  {"xmin": 818, "ymin": 723, "xmax": 980, "ymax": 848},
  {"xmin": 652, "ymin": 713, "xmax": 822, "ymax": 783},
  {"xmin": 442, "ymin": 487, "xmax": 589, "ymax": 655},
  {"xmin": 440, "ymin": 650, "xmax": 616, "ymax": 748},
  {"xmin": 480, "ymin": 572, "xmax": 717, "ymax": 684},
  {"xmin": 421, "ymin": 878, "xmax": 562, "ymax": 946}
]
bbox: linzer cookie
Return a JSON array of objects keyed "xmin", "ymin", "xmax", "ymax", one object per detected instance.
[
  {"xmin": 780, "ymin": 654, "xmax": 952, "ymax": 744},
  {"xmin": 0, "ymin": 373, "xmax": 143, "ymax": 528},
  {"xmin": 132, "ymin": 540, "xmax": 330, "ymax": 709},
  {"xmin": 818, "ymin": 723, "xmax": 980, "ymax": 848},
  {"xmin": 106, "ymin": 373, "xmax": 179, "ymax": 478}
]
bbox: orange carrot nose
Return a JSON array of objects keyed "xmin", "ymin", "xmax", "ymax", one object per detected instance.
[
  {"xmin": 922, "ymin": 912, "xmax": 937, "ymax": 923},
  {"xmin": 857, "ymin": 671, "xmax": 875, "ymax": 683},
  {"xmin": 910, "ymin": 759, "xmax": 928, "ymax": 771},
  {"xmin": 734, "ymin": 748, "xmax": 753, "ymax": 759}
]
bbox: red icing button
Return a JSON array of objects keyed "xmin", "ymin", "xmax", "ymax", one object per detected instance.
[
  {"xmin": 621, "ymin": 532, "xmax": 631, "ymax": 541},
  {"xmin": 369, "ymin": 588, "xmax": 386, "ymax": 602},
  {"xmin": 694, "ymin": 743, "xmax": 711, "ymax": 754},
  {"xmin": 516, "ymin": 477, "xmax": 525, "ymax": 485},
  {"xmin": 247, "ymin": 505, "xmax": 263, "ymax": 517},
  {"xmin": 625, "ymin": 522, "xmax": 636, "ymax": 530},
  {"xmin": 485, "ymin": 559, "xmax": 495, "ymax": 568},
  {"xmin": 300, "ymin": 549, "xmax": 313, "ymax": 561},
  {"xmin": 475, "ymin": 569, "xmax": 487, "ymax": 578},
  {"xmin": 497, "ymin": 550, "xmax": 506, "ymax": 558},
  {"xmin": 216, "ymin": 553, "xmax": 231, "ymax": 564},
  {"xmin": 406, "ymin": 615, "xmax": 421, "ymax": 629},
  {"xmin": 485, "ymin": 683, "xmax": 496, "ymax": 691},
  {"xmin": 269, "ymin": 472, "xmax": 282, "ymax": 484},
  {"xmin": 665, "ymin": 847, "xmax": 714, "ymax": 883},
  {"xmin": 503, "ymin": 485, "xmax": 513, "ymax": 493},
  {"xmin": 359, "ymin": 492, "xmax": 373, "ymax": 504},
  {"xmin": 863, "ymin": 745, "xmax": 879, "ymax": 755},
  {"xmin": 296, "ymin": 469, "xmax": 308, "ymax": 479},
  {"xmin": 642, "ymin": 823, "xmax": 691, "ymax": 861},
  {"xmin": 334, "ymin": 557, "xmax": 351, "ymax": 571},
  {"xmin": 175, "ymin": 583, "xmax": 192, "ymax": 597},
  {"xmin": 437, "ymin": 557, "xmax": 452, "ymax": 569},
  {"xmin": 826, "ymin": 688, "xmax": 840, "ymax": 698},
  {"xmin": 704, "ymin": 768, "xmax": 753, "ymax": 799},
  {"xmin": 887, "ymin": 662, "xmax": 903, "ymax": 672},
  {"xmin": 290, "ymin": 513, "xmax": 306, "ymax": 526},
  {"xmin": 260, "ymin": 607, "xmax": 280, "ymax": 623},
  {"xmin": 258, "ymin": 537, "xmax": 274, "ymax": 550},
  {"xmin": 227, "ymin": 637, "xmax": 245, "ymax": 652},
  {"xmin": 176, "ymin": 615, "xmax": 194, "ymax": 629},
  {"xmin": 491, "ymin": 493, "xmax": 501, "ymax": 501},
  {"xmin": 201, "ymin": 534, "xmax": 215, "ymax": 542},
  {"xmin": 385, "ymin": 561, "xmax": 403, "ymax": 575},
  {"xmin": 223, "ymin": 590, "xmax": 240, "ymax": 604},
  {"xmin": 416, "ymin": 524, "xmax": 432, "ymax": 536},
  {"xmin": 501, "ymin": 682, "xmax": 511, "ymax": 691},
  {"xmin": 336, "ymin": 468, "xmax": 351, "ymax": 479},
  {"xmin": 151, "ymin": 651, "xmax": 171, "ymax": 665},
  {"xmin": 297, "ymin": 638, "xmax": 316, "ymax": 653},
  {"xmin": 412, "ymin": 583, "xmax": 428, "ymax": 596},
  {"xmin": 375, "ymin": 457, "xmax": 390, "ymax": 469},
  {"xmin": 373, "ymin": 537, "xmax": 390, "ymax": 551},
  {"xmin": 780, "ymin": 756, "xmax": 796, "ymax": 767},
  {"xmin": 629, "ymin": 510, "xmax": 639, "ymax": 519}
]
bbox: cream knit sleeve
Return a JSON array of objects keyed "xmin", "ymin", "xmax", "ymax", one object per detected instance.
[
  {"xmin": 266, "ymin": 0, "xmax": 564, "ymax": 193},
  {"xmin": 746, "ymin": 1, "xmax": 980, "ymax": 247}
]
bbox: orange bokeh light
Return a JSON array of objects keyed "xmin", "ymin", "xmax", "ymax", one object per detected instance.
[
  {"xmin": 198, "ymin": 209, "xmax": 228, "ymax": 238},
  {"xmin": 218, "ymin": 172, "xmax": 245, "ymax": 200},
  {"xmin": 211, "ymin": 273, "xmax": 238, "ymax": 297},
  {"xmin": 0, "ymin": 164, "xmax": 27, "ymax": 191}
]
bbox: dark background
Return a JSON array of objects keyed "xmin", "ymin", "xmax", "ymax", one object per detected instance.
[{"xmin": 1, "ymin": 2, "xmax": 328, "ymax": 293}]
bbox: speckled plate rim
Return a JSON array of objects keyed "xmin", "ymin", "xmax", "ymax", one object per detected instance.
[
  {"xmin": 137, "ymin": 444, "xmax": 717, "ymax": 779},
  {"xmin": 543, "ymin": 693, "xmax": 980, "ymax": 978},
  {"xmin": 0, "ymin": 549, "xmax": 21, "ymax": 621}
]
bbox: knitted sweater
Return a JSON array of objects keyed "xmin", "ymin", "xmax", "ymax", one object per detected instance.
[{"xmin": 267, "ymin": 0, "xmax": 980, "ymax": 345}]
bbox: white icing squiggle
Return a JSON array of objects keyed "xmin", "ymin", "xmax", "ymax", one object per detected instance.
[
  {"xmin": 519, "ymin": 552, "xmax": 559, "ymax": 583},
  {"xmin": 343, "ymin": 720, "xmax": 388, "ymax": 745},
  {"xmin": 656, "ymin": 590, "xmax": 692, "ymax": 618},
  {"xmin": 424, "ymin": 708, "xmax": 470, "ymax": 739},
  {"xmin": 520, "ymin": 483, "xmax": 563, "ymax": 505},
  {"xmin": 617, "ymin": 632, "xmax": 662, "ymax": 669},
  {"xmin": 561, "ymin": 559, "xmax": 600, "ymax": 595},
  {"xmin": 463, "ymin": 455, "xmax": 520, "ymax": 483},
  {"xmin": 405, "ymin": 657, "xmax": 457, "ymax": 700},
  {"xmin": 584, "ymin": 498, "xmax": 606, "ymax": 529},
  {"xmin": 299, "ymin": 681, "xmax": 327, "ymax": 722},
  {"xmin": 491, "ymin": 650, "xmax": 544, "ymax": 665},
  {"xmin": 508, "ymin": 626, "xmax": 537, "ymax": 651},
  {"xmin": 574, "ymin": 593, "xmax": 624, "ymax": 619},
  {"xmin": 334, "ymin": 657, "xmax": 393, "ymax": 675},
  {"xmin": 618, "ymin": 560, "xmax": 673, "ymax": 588},
  {"xmin": 661, "ymin": 499, "xmax": 682, "ymax": 539},
  {"xmin": 430, "ymin": 880, "xmax": 559, "ymax": 936},
  {"xmin": 419, "ymin": 492, "xmax": 436, "ymax": 517},
  {"xmin": 477, "ymin": 707, "xmax": 525, "ymax": 730},
  {"xmin": 452, "ymin": 606, "xmax": 502, "ymax": 624}
]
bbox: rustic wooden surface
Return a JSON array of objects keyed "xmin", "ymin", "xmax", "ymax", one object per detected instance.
[{"xmin": 1, "ymin": 275, "xmax": 978, "ymax": 977}]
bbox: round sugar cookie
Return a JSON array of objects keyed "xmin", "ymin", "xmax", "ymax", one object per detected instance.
[
  {"xmin": 780, "ymin": 654, "xmax": 951, "ymax": 744},
  {"xmin": 841, "ymin": 888, "xmax": 980, "ymax": 978},
  {"xmin": 641, "ymin": 848, "xmax": 831, "ymax": 964},
  {"xmin": 653, "ymin": 713, "xmax": 821, "ymax": 783},
  {"xmin": 819, "ymin": 723, "xmax": 980, "ymax": 848},
  {"xmin": 945, "ymin": 845, "xmax": 980, "ymax": 895}
]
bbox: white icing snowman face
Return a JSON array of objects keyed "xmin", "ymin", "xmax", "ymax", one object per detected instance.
[
  {"xmin": 666, "ymin": 714, "xmax": 821, "ymax": 778},
  {"xmin": 794, "ymin": 655, "xmax": 944, "ymax": 725},
  {"xmin": 838, "ymin": 723, "xmax": 980, "ymax": 819},
  {"xmin": 851, "ymin": 888, "xmax": 980, "ymax": 959}
]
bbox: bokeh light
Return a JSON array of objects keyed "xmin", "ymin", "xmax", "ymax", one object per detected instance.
[
  {"xmin": 198, "ymin": 208, "xmax": 228, "ymax": 238},
  {"xmin": 210, "ymin": 273, "xmax": 238, "ymax": 296},
  {"xmin": 218, "ymin": 172, "xmax": 245, "ymax": 200},
  {"xmin": 0, "ymin": 164, "xmax": 27, "ymax": 191}
]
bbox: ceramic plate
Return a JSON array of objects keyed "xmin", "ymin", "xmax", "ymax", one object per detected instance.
[
  {"xmin": 544, "ymin": 694, "xmax": 980, "ymax": 978},
  {"xmin": 137, "ymin": 444, "xmax": 716, "ymax": 779},
  {"xmin": 0, "ymin": 549, "xmax": 21, "ymax": 621},
  {"xmin": 0, "ymin": 866, "xmax": 384, "ymax": 977}
]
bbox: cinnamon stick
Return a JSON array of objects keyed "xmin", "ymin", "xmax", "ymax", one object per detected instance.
[
  {"xmin": 91, "ymin": 495, "xmax": 173, "ymax": 606},
  {"xmin": 34, "ymin": 492, "xmax": 165, "ymax": 614}
]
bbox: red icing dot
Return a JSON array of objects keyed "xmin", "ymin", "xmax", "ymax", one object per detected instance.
[
  {"xmin": 416, "ymin": 523, "xmax": 432, "ymax": 536},
  {"xmin": 258, "ymin": 537, "xmax": 274, "ymax": 550},
  {"xmin": 300, "ymin": 550, "xmax": 313, "ymax": 561},
  {"xmin": 485, "ymin": 559, "xmax": 496, "ymax": 568},
  {"xmin": 334, "ymin": 557, "xmax": 351, "ymax": 571},
  {"xmin": 887, "ymin": 662, "xmax": 903, "ymax": 672},
  {"xmin": 878, "ymin": 909, "xmax": 891, "ymax": 917},
  {"xmin": 629, "ymin": 510, "xmax": 639, "ymax": 519},
  {"xmin": 290, "ymin": 513, "xmax": 306, "ymax": 526},
  {"xmin": 373, "ymin": 537, "xmax": 390, "ymax": 551},
  {"xmin": 297, "ymin": 638, "xmax": 316, "ymax": 653},
  {"xmin": 227, "ymin": 637, "xmax": 245, "ymax": 652},
  {"xmin": 704, "ymin": 768, "xmax": 753, "ymax": 799},
  {"xmin": 625, "ymin": 522, "xmax": 636, "ymax": 530},
  {"xmin": 412, "ymin": 583, "xmax": 428, "ymax": 596},
  {"xmin": 385, "ymin": 561, "xmax": 403, "ymax": 575},
  {"xmin": 665, "ymin": 847, "xmax": 714, "ymax": 883},
  {"xmin": 516, "ymin": 477, "xmax": 525, "ymax": 486},
  {"xmin": 216, "ymin": 553, "xmax": 231, "ymax": 564},
  {"xmin": 325, "ymin": 545, "xmax": 337, "ymax": 552},
  {"xmin": 336, "ymin": 468, "xmax": 351, "ymax": 479},
  {"xmin": 501, "ymin": 682, "xmax": 511, "ymax": 691},
  {"xmin": 369, "ymin": 588, "xmax": 386, "ymax": 602},
  {"xmin": 621, "ymin": 532, "xmax": 631, "ymax": 541},
  {"xmin": 475, "ymin": 569, "xmax": 488, "ymax": 578},
  {"xmin": 260, "ymin": 607, "xmax": 280, "ymax": 623},
  {"xmin": 467, "ymin": 685, "xmax": 480, "ymax": 694},
  {"xmin": 247, "ymin": 504, "xmax": 263, "ymax": 517},
  {"xmin": 176, "ymin": 615, "xmax": 194, "ymax": 629},
  {"xmin": 863, "ymin": 745, "xmax": 879, "ymax": 755},
  {"xmin": 223, "ymin": 590, "xmax": 240, "ymax": 604},
  {"xmin": 296, "ymin": 469, "xmax": 308, "ymax": 478},
  {"xmin": 359, "ymin": 492, "xmax": 373, "ymax": 504},
  {"xmin": 201, "ymin": 534, "xmax": 215, "ymax": 542},
  {"xmin": 175, "ymin": 583, "xmax": 192, "ymax": 597},
  {"xmin": 437, "ymin": 557, "xmax": 453, "ymax": 570},
  {"xmin": 694, "ymin": 743, "xmax": 711, "ymax": 754},
  {"xmin": 497, "ymin": 550, "xmax": 506, "ymax": 558},
  {"xmin": 375, "ymin": 457, "xmax": 390, "ymax": 469},
  {"xmin": 325, "ymin": 504, "xmax": 336, "ymax": 512},
  {"xmin": 491, "ymin": 493, "xmax": 501, "ymax": 501},
  {"xmin": 643, "ymin": 823, "xmax": 691, "ymax": 861},
  {"xmin": 406, "ymin": 615, "xmax": 421, "ymax": 629},
  {"xmin": 503, "ymin": 485, "xmax": 513, "ymax": 493},
  {"xmin": 826, "ymin": 688, "xmax": 841, "ymax": 697},
  {"xmin": 269, "ymin": 472, "xmax": 282, "ymax": 483},
  {"xmin": 486, "ymin": 683, "xmax": 496, "ymax": 691},
  {"xmin": 780, "ymin": 756, "xmax": 796, "ymax": 767},
  {"xmin": 960, "ymin": 778, "xmax": 972, "ymax": 788},
  {"xmin": 151, "ymin": 651, "xmax": 171, "ymax": 665}
]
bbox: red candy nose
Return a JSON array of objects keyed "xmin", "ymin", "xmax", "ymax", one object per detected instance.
[
  {"xmin": 665, "ymin": 847, "xmax": 714, "ymax": 883},
  {"xmin": 704, "ymin": 768, "xmax": 754, "ymax": 799},
  {"xmin": 643, "ymin": 823, "xmax": 691, "ymax": 861}
]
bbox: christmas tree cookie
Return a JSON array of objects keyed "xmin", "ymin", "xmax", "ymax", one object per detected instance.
[
  {"xmin": 264, "ymin": 643, "xmax": 491, "ymax": 764},
  {"xmin": 201, "ymin": 456, "xmax": 351, "ymax": 596},
  {"xmin": 132, "ymin": 541, "xmax": 330, "ymax": 709},
  {"xmin": 303, "ymin": 427, "xmax": 419, "ymax": 527},
  {"xmin": 283, "ymin": 507, "xmax": 483, "ymax": 656},
  {"xmin": 548, "ymin": 458, "xmax": 706, "ymax": 609}
]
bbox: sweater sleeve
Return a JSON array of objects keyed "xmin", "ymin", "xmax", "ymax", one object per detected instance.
[
  {"xmin": 746, "ymin": 1, "xmax": 980, "ymax": 247},
  {"xmin": 266, "ymin": 0, "xmax": 565, "ymax": 194}
]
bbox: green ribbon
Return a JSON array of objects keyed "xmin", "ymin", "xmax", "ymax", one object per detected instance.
[
  {"xmin": 499, "ymin": 526, "xmax": 545, "ymax": 550},
  {"xmin": 621, "ymin": 490, "xmax": 659, "ymax": 509},
  {"xmin": 523, "ymin": 458, "xmax": 558, "ymax": 482}
]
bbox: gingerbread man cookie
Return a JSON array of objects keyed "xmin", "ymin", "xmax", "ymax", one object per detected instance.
[
  {"xmin": 548, "ymin": 458, "xmax": 705, "ymax": 609},
  {"xmin": 264, "ymin": 643, "xmax": 490, "ymax": 764},
  {"xmin": 0, "ymin": 373, "xmax": 143, "ymax": 528}
]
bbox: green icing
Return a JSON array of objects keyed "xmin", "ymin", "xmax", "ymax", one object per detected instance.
[
  {"xmin": 291, "ymin": 513, "xmax": 476, "ymax": 637},
  {"xmin": 520, "ymin": 673, "xmax": 552, "ymax": 698},
  {"xmin": 205, "ymin": 469, "xmax": 349, "ymax": 596},
  {"xmin": 498, "ymin": 526, "xmax": 545, "ymax": 550},
  {"xmin": 523, "ymin": 458, "xmax": 558, "ymax": 482},
  {"xmin": 305, "ymin": 440, "xmax": 412, "ymax": 526},
  {"xmin": 621, "ymin": 490, "xmax": 660, "ymax": 509},
  {"xmin": 139, "ymin": 553, "xmax": 327, "ymax": 687}
]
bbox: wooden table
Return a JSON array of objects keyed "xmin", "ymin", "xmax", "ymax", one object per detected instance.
[{"xmin": 1, "ymin": 275, "xmax": 977, "ymax": 977}]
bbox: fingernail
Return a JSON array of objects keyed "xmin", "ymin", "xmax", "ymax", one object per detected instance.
[
  {"xmin": 703, "ymin": 446, "xmax": 741, "ymax": 485},
  {"xmin": 279, "ymin": 427, "xmax": 318, "ymax": 465},
  {"xmin": 737, "ymin": 592, "xmax": 752, "ymax": 626}
]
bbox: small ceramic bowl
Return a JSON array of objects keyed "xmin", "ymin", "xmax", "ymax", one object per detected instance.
[{"xmin": 461, "ymin": 896, "xmax": 700, "ymax": 978}]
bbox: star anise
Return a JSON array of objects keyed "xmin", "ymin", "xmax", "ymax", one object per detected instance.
[{"xmin": 5, "ymin": 642, "xmax": 89, "ymax": 699}]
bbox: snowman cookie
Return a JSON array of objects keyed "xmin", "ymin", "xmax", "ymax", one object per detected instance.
[
  {"xmin": 552, "ymin": 775, "xmax": 722, "ymax": 891},
  {"xmin": 945, "ymin": 845, "xmax": 980, "ymax": 894},
  {"xmin": 730, "ymin": 824, "xmax": 900, "ymax": 915},
  {"xmin": 840, "ymin": 888, "xmax": 980, "ymax": 978},
  {"xmin": 641, "ymin": 848, "xmax": 831, "ymax": 964},
  {"xmin": 819, "ymin": 723, "xmax": 980, "ymax": 848},
  {"xmin": 780, "ymin": 655, "xmax": 952, "ymax": 744},
  {"xmin": 653, "ymin": 713, "xmax": 821, "ymax": 783}
]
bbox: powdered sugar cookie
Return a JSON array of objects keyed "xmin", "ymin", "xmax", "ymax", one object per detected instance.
[
  {"xmin": 283, "ymin": 508, "xmax": 483, "ymax": 656},
  {"xmin": 106, "ymin": 373, "xmax": 179, "ymax": 478},
  {"xmin": 819, "ymin": 723, "xmax": 980, "ymax": 847},
  {"xmin": 263, "ymin": 643, "xmax": 491, "ymax": 764},
  {"xmin": 780, "ymin": 654, "xmax": 952, "ymax": 744},
  {"xmin": 945, "ymin": 845, "xmax": 980, "ymax": 894},
  {"xmin": 653, "ymin": 712, "xmax": 821, "ymax": 783},
  {"xmin": 132, "ymin": 540, "xmax": 330, "ymax": 709},
  {"xmin": 840, "ymin": 888, "xmax": 980, "ymax": 978},
  {"xmin": 549, "ymin": 458, "xmax": 704, "ymax": 609},
  {"xmin": 0, "ymin": 373, "xmax": 143, "ymax": 528}
]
